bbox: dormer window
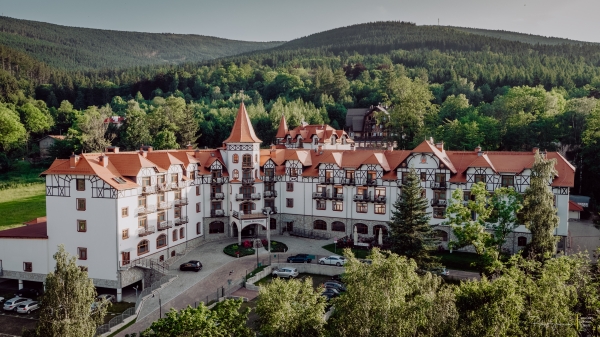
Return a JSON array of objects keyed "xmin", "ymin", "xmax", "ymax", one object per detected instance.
[{"xmin": 314, "ymin": 138, "xmax": 318, "ymax": 145}]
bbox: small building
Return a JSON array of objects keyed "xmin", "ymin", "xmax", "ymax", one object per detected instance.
[
  {"xmin": 39, "ymin": 135, "xmax": 65, "ymax": 158},
  {"xmin": 569, "ymin": 200, "xmax": 584, "ymax": 220},
  {"xmin": 345, "ymin": 104, "xmax": 391, "ymax": 149}
]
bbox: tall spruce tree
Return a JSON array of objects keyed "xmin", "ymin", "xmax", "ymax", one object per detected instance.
[
  {"xmin": 389, "ymin": 168, "xmax": 438, "ymax": 267},
  {"xmin": 518, "ymin": 151, "xmax": 559, "ymax": 259}
]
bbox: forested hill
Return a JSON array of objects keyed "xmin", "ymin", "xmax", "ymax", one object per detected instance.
[
  {"xmin": 452, "ymin": 27, "xmax": 597, "ymax": 46},
  {"xmin": 0, "ymin": 16, "xmax": 283, "ymax": 71}
]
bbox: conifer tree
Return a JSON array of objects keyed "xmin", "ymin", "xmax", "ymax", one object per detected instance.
[
  {"xmin": 518, "ymin": 151, "xmax": 559, "ymax": 259},
  {"xmin": 389, "ymin": 168, "xmax": 438, "ymax": 267}
]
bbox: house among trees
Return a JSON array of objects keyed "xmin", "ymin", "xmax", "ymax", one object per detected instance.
[
  {"xmin": 345, "ymin": 104, "xmax": 392, "ymax": 148},
  {"xmin": 0, "ymin": 102, "xmax": 575, "ymax": 302},
  {"xmin": 39, "ymin": 135, "xmax": 65, "ymax": 158}
]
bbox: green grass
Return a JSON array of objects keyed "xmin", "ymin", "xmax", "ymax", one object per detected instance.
[
  {"xmin": 0, "ymin": 161, "xmax": 46, "ymax": 190},
  {"xmin": 102, "ymin": 302, "xmax": 135, "ymax": 324},
  {"xmin": 0, "ymin": 183, "xmax": 46, "ymax": 229},
  {"xmin": 322, "ymin": 243, "xmax": 371, "ymax": 259},
  {"xmin": 246, "ymin": 265, "xmax": 268, "ymax": 280},
  {"xmin": 106, "ymin": 317, "xmax": 137, "ymax": 337},
  {"xmin": 433, "ymin": 251, "xmax": 481, "ymax": 272}
]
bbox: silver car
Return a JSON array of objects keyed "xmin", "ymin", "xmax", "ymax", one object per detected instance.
[
  {"xmin": 318, "ymin": 255, "xmax": 347, "ymax": 266},
  {"xmin": 3, "ymin": 297, "xmax": 31, "ymax": 311},
  {"xmin": 272, "ymin": 267, "xmax": 299, "ymax": 279},
  {"xmin": 16, "ymin": 301, "xmax": 39, "ymax": 314}
]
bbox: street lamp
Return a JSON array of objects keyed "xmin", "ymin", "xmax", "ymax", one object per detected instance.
[
  {"xmin": 133, "ymin": 285, "xmax": 139, "ymax": 299},
  {"xmin": 152, "ymin": 291, "xmax": 162, "ymax": 319},
  {"xmin": 262, "ymin": 207, "xmax": 274, "ymax": 265}
]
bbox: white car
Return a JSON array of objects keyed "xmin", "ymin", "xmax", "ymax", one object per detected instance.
[
  {"xmin": 16, "ymin": 301, "xmax": 39, "ymax": 314},
  {"xmin": 0, "ymin": 296, "xmax": 4, "ymax": 303},
  {"xmin": 319, "ymin": 255, "xmax": 347, "ymax": 266},
  {"xmin": 272, "ymin": 267, "xmax": 299, "ymax": 279},
  {"xmin": 3, "ymin": 297, "xmax": 31, "ymax": 311}
]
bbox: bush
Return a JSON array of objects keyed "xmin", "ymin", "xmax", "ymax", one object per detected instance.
[
  {"xmin": 223, "ymin": 243, "xmax": 254, "ymax": 257},
  {"xmin": 243, "ymin": 240, "xmax": 252, "ymax": 248}
]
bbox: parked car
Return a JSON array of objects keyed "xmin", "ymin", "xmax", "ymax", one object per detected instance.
[
  {"xmin": 318, "ymin": 255, "xmax": 347, "ymax": 266},
  {"xmin": 179, "ymin": 260, "xmax": 202, "ymax": 272},
  {"xmin": 322, "ymin": 289, "xmax": 340, "ymax": 298},
  {"xmin": 331, "ymin": 274, "xmax": 345, "ymax": 282},
  {"xmin": 286, "ymin": 254, "xmax": 313, "ymax": 263},
  {"xmin": 96, "ymin": 294, "xmax": 116, "ymax": 303},
  {"xmin": 322, "ymin": 287, "xmax": 341, "ymax": 296},
  {"xmin": 16, "ymin": 301, "xmax": 39, "ymax": 314},
  {"xmin": 430, "ymin": 267, "xmax": 449, "ymax": 276},
  {"xmin": 358, "ymin": 259, "xmax": 373, "ymax": 265},
  {"xmin": 272, "ymin": 267, "xmax": 299, "ymax": 279},
  {"xmin": 323, "ymin": 281, "xmax": 346, "ymax": 292},
  {"xmin": 3, "ymin": 297, "xmax": 31, "ymax": 311},
  {"xmin": 15, "ymin": 288, "xmax": 39, "ymax": 298}
]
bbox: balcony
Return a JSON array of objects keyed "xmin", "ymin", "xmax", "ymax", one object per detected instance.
[
  {"xmin": 431, "ymin": 182, "xmax": 447, "ymax": 189},
  {"xmin": 235, "ymin": 193, "xmax": 261, "ymax": 201},
  {"xmin": 242, "ymin": 178, "xmax": 255, "ymax": 185},
  {"xmin": 263, "ymin": 176, "xmax": 276, "ymax": 182},
  {"xmin": 431, "ymin": 199, "xmax": 447, "ymax": 207},
  {"xmin": 353, "ymin": 194, "xmax": 372, "ymax": 202},
  {"xmin": 171, "ymin": 181, "xmax": 185, "ymax": 190},
  {"xmin": 211, "ymin": 177, "xmax": 224, "ymax": 185},
  {"xmin": 232, "ymin": 210, "xmax": 267, "ymax": 220},
  {"xmin": 211, "ymin": 192, "xmax": 225, "ymax": 200},
  {"xmin": 139, "ymin": 185, "xmax": 157, "ymax": 195},
  {"xmin": 138, "ymin": 225, "xmax": 156, "ymax": 237},
  {"xmin": 312, "ymin": 191, "xmax": 343, "ymax": 200},
  {"xmin": 366, "ymin": 179, "xmax": 378, "ymax": 186},
  {"xmin": 319, "ymin": 177, "xmax": 335, "ymax": 184},
  {"xmin": 341, "ymin": 178, "xmax": 355, "ymax": 185},
  {"xmin": 211, "ymin": 209, "xmax": 225, "ymax": 217},
  {"xmin": 157, "ymin": 201, "xmax": 173, "ymax": 210},
  {"xmin": 174, "ymin": 216, "xmax": 188, "ymax": 226},
  {"xmin": 374, "ymin": 195, "xmax": 387, "ymax": 203},
  {"xmin": 174, "ymin": 198, "xmax": 188, "ymax": 206},
  {"xmin": 157, "ymin": 221, "xmax": 173, "ymax": 231},
  {"xmin": 157, "ymin": 183, "xmax": 171, "ymax": 192},
  {"xmin": 137, "ymin": 205, "xmax": 157, "ymax": 215},
  {"xmin": 264, "ymin": 190, "xmax": 277, "ymax": 198}
]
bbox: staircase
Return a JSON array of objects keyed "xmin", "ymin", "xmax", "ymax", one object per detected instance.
[{"xmin": 131, "ymin": 258, "xmax": 169, "ymax": 284}]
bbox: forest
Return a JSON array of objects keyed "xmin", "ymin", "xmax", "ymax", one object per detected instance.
[{"xmin": 1, "ymin": 21, "xmax": 600, "ymax": 204}]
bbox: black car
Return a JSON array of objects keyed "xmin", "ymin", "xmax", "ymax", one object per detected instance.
[
  {"xmin": 286, "ymin": 254, "xmax": 312, "ymax": 263},
  {"xmin": 179, "ymin": 260, "xmax": 202, "ymax": 272},
  {"xmin": 15, "ymin": 288, "xmax": 39, "ymax": 298},
  {"xmin": 324, "ymin": 282, "xmax": 346, "ymax": 292},
  {"xmin": 322, "ymin": 289, "xmax": 340, "ymax": 299}
]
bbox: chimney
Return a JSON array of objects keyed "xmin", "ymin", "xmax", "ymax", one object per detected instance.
[
  {"xmin": 186, "ymin": 144, "xmax": 193, "ymax": 150},
  {"xmin": 194, "ymin": 149, "xmax": 201, "ymax": 159},
  {"xmin": 475, "ymin": 145, "xmax": 482, "ymax": 153},
  {"xmin": 435, "ymin": 142, "xmax": 444, "ymax": 150},
  {"xmin": 139, "ymin": 149, "xmax": 147, "ymax": 158},
  {"xmin": 270, "ymin": 144, "xmax": 277, "ymax": 159},
  {"xmin": 532, "ymin": 147, "xmax": 539, "ymax": 154},
  {"xmin": 69, "ymin": 153, "xmax": 79, "ymax": 168},
  {"xmin": 99, "ymin": 154, "xmax": 108, "ymax": 167},
  {"xmin": 140, "ymin": 145, "xmax": 153, "ymax": 152},
  {"xmin": 429, "ymin": 137, "xmax": 434, "ymax": 145},
  {"xmin": 317, "ymin": 145, "xmax": 323, "ymax": 155},
  {"xmin": 387, "ymin": 142, "xmax": 393, "ymax": 152}
]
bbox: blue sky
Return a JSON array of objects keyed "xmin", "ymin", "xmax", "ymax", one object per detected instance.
[{"xmin": 0, "ymin": 0, "xmax": 598, "ymax": 43}]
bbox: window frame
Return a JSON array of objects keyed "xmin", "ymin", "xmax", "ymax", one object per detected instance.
[
  {"xmin": 76, "ymin": 198, "xmax": 86, "ymax": 211},
  {"xmin": 233, "ymin": 154, "xmax": 239, "ymax": 163},
  {"xmin": 333, "ymin": 201, "xmax": 343, "ymax": 211},
  {"xmin": 355, "ymin": 223, "xmax": 368, "ymax": 234},
  {"xmin": 76, "ymin": 179, "xmax": 85, "ymax": 191},
  {"xmin": 156, "ymin": 234, "xmax": 167, "ymax": 248},
  {"xmin": 197, "ymin": 222, "xmax": 202, "ymax": 235},
  {"xmin": 77, "ymin": 247, "xmax": 87, "ymax": 260},
  {"xmin": 517, "ymin": 236, "xmax": 527, "ymax": 247},
  {"xmin": 331, "ymin": 221, "xmax": 345, "ymax": 232},
  {"xmin": 313, "ymin": 220, "xmax": 327, "ymax": 230},
  {"xmin": 196, "ymin": 202, "xmax": 201, "ymax": 213},
  {"xmin": 209, "ymin": 221, "xmax": 225, "ymax": 234},
  {"xmin": 122, "ymin": 229, "xmax": 129, "ymax": 240},
  {"xmin": 286, "ymin": 182, "xmax": 294, "ymax": 191},
  {"xmin": 196, "ymin": 186, "xmax": 201, "ymax": 196},
  {"xmin": 374, "ymin": 204, "xmax": 386, "ymax": 214},
  {"xmin": 433, "ymin": 207, "xmax": 446, "ymax": 219},
  {"xmin": 286, "ymin": 198, "xmax": 294, "ymax": 208},
  {"xmin": 172, "ymin": 229, "xmax": 178, "ymax": 241},
  {"xmin": 23, "ymin": 262, "xmax": 32, "ymax": 272},
  {"xmin": 501, "ymin": 175, "xmax": 514, "ymax": 187},
  {"xmin": 316, "ymin": 200, "xmax": 326, "ymax": 210},
  {"xmin": 474, "ymin": 174, "xmax": 486, "ymax": 183},
  {"xmin": 137, "ymin": 240, "xmax": 150, "ymax": 256},
  {"xmin": 356, "ymin": 203, "xmax": 368, "ymax": 213},
  {"xmin": 121, "ymin": 207, "xmax": 129, "ymax": 218},
  {"xmin": 77, "ymin": 219, "xmax": 87, "ymax": 232}
]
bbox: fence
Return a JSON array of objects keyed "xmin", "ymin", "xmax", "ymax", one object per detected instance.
[
  {"xmin": 95, "ymin": 307, "xmax": 136, "ymax": 335},
  {"xmin": 135, "ymin": 275, "xmax": 177, "ymax": 311},
  {"xmin": 188, "ymin": 277, "xmax": 246, "ymax": 309}
]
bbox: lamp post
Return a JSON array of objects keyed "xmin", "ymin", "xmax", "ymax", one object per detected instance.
[
  {"xmin": 262, "ymin": 207, "xmax": 274, "ymax": 265},
  {"xmin": 133, "ymin": 285, "xmax": 138, "ymax": 299},
  {"xmin": 152, "ymin": 291, "xmax": 162, "ymax": 319}
]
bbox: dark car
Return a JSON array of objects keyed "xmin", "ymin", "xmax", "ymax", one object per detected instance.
[
  {"xmin": 15, "ymin": 288, "xmax": 39, "ymax": 298},
  {"xmin": 286, "ymin": 254, "xmax": 313, "ymax": 263},
  {"xmin": 323, "ymin": 282, "xmax": 346, "ymax": 292},
  {"xmin": 331, "ymin": 274, "xmax": 345, "ymax": 282},
  {"xmin": 179, "ymin": 260, "xmax": 202, "ymax": 272},
  {"xmin": 322, "ymin": 289, "xmax": 340, "ymax": 299}
]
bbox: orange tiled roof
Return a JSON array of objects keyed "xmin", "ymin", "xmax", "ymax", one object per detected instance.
[
  {"xmin": 275, "ymin": 115, "xmax": 288, "ymax": 139},
  {"xmin": 223, "ymin": 102, "xmax": 261, "ymax": 144},
  {"xmin": 145, "ymin": 152, "xmax": 184, "ymax": 171},
  {"xmin": 0, "ymin": 222, "xmax": 47, "ymax": 239},
  {"xmin": 412, "ymin": 140, "xmax": 457, "ymax": 173},
  {"xmin": 569, "ymin": 200, "xmax": 584, "ymax": 212}
]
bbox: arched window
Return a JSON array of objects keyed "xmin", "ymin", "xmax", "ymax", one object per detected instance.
[
  {"xmin": 233, "ymin": 169, "xmax": 239, "ymax": 180},
  {"xmin": 233, "ymin": 154, "xmax": 239, "ymax": 163},
  {"xmin": 173, "ymin": 229, "xmax": 178, "ymax": 241},
  {"xmin": 434, "ymin": 230, "xmax": 448, "ymax": 242},
  {"xmin": 313, "ymin": 220, "xmax": 327, "ymax": 230},
  {"xmin": 331, "ymin": 221, "xmax": 345, "ymax": 232},
  {"xmin": 137, "ymin": 240, "xmax": 149, "ymax": 256},
  {"xmin": 517, "ymin": 236, "xmax": 527, "ymax": 247},
  {"xmin": 242, "ymin": 154, "xmax": 252, "ymax": 168},
  {"xmin": 159, "ymin": 255, "xmax": 164, "ymax": 262},
  {"xmin": 156, "ymin": 234, "xmax": 167, "ymax": 248},
  {"xmin": 171, "ymin": 250, "xmax": 176, "ymax": 257},
  {"xmin": 355, "ymin": 223, "xmax": 368, "ymax": 234},
  {"xmin": 270, "ymin": 218, "xmax": 277, "ymax": 230},
  {"xmin": 420, "ymin": 154, "xmax": 427, "ymax": 164},
  {"xmin": 209, "ymin": 221, "xmax": 225, "ymax": 234},
  {"xmin": 180, "ymin": 228, "xmax": 185, "ymax": 239},
  {"xmin": 373, "ymin": 225, "xmax": 388, "ymax": 236},
  {"xmin": 196, "ymin": 222, "xmax": 202, "ymax": 235}
]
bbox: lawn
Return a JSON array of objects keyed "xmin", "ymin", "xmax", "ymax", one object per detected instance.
[
  {"xmin": 322, "ymin": 243, "xmax": 371, "ymax": 259},
  {"xmin": 102, "ymin": 301, "xmax": 135, "ymax": 324},
  {"xmin": 0, "ymin": 183, "xmax": 46, "ymax": 229}
]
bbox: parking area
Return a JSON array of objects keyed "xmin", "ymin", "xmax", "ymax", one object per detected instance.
[{"xmin": 0, "ymin": 314, "xmax": 37, "ymax": 336}]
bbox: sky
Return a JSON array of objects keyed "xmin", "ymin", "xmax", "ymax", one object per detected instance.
[{"xmin": 0, "ymin": 0, "xmax": 598, "ymax": 43}]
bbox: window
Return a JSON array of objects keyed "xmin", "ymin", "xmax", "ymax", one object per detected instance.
[
  {"xmin": 138, "ymin": 217, "xmax": 147, "ymax": 228},
  {"xmin": 434, "ymin": 190, "xmax": 446, "ymax": 203},
  {"xmin": 138, "ymin": 196, "xmax": 146, "ymax": 207},
  {"xmin": 463, "ymin": 191, "xmax": 472, "ymax": 202},
  {"xmin": 290, "ymin": 168, "xmax": 298, "ymax": 177},
  {"xmin": 242, "ymin": 154, "xmax": 252, "ymax": 168},
  {"xmin": 375, "ymin": 187, "xmax": 386, "ymax": 197},
  {"xmin": 142, "ymin": 176, "xmax": 151, "ymax": 186},
  {"xmin": 77, "ymin": 220, "xmax": 87, "ymax": 232},
  {"xmin": 209, "ymin": 221, "xmax": 225, "ymax": 234},
  {"xmin": 196, "ymin": 186, "xmax": 201, "ymax": 196},
  {"xmin": 314, "ymin": 220, "xmax": 327, "ymax": 230},
  {"xmin": 331, "ymin": 221, "xmax": 345, "ymax": 232},
  {"xmin": 171, "ymin": 174, "xmax": 178, "ymax": 183},
  {"xmin": 122, "ymin": 229, "xmax": 129, "ymax": 240},
  {"xmin": 255, "ymin": 154, "xmax": 258, "ymax": 163},
  {"xmin": 435, "ymin": 173, "xmax": 446, "ymax": 183},
  {"xmin": 171, "ymin": 251, "xmax": 176, "ymax": 257},
  {"xmin": 174, "ymin": 190, "xmax": 181, "ymax": 200},
  {"xmin": 158, "ymin": 192, "xmax": 165, "ymax": 203},
  {"xmin": 121, "ymin": 252, "xmax": 130, "ymax": 266},
  {"xmin": 374, "ymin": 204, "xmax": 386, "ymax": 214},
  {"xmin": 156, "ymin": 234, "xmax": 167, "ymax": 248},
  {"xmin": 23, "ymin": 262, "xmax": 32, "ymax": 272},
  {"xmin": 270, "ymin": 218, "xmax": 277, "ymax": 230},
  {"xmin": 356, "ymin": 203, "xmax": 368, "ymax": 213},
  {"xmin": 433, "ymin": 208, "xmax": 446, "ymax": 219},
  {"xmin": 233, "ymin": 154, "xmax": 239, "ymax": 163},
  {"xmin": 501, "ymin": 175, "xmax": 514, "ymax": 187},
  {"xmin": 518, "ymin": 236, "xmax": 527, "ymax": 247},
  {"xmin": 174, "ymin": 207, "xmax": 181, "ymax": 220},
  {"xmin": 157, "ymin": 175, "xmax": 165, "ymax": 185},
  {"xmin": 420, "ymin": 172, "xmax": 426, "ymax": 181},
  {"xmin": 190, "ymin": 171, "xmax": 196, "ymax": 181},
  {"xmin": 122, "ymin": 207, "xmax": 129, "ymax": 217},
  {"xmin": 286, "ymin": 182, "xmax": 294, "ymax": 191},
  {"xmin": 434, "ymin": 230, "xmax": 448, "ymax": 242},
  {"xmin": 180, "ymin": 228, "xmax": 185, "ymax": 239},
  {"xmin": 159, "ymin": 255, "xmax": 164, "ymax": 262},
  {"xmin": 355, "ymin": 223, "xmax": 368, "ymax": 234},
  {"xmin": 77, "ymin": 247, "xmax": 87, "ymax": 260},
  {"xmin": 76, "ymin": 198, "xmax": 86, "ymax": 211},
  {"xmin": 196, "ymin": 202, "xmax": 201, "ymax": 213},
  {"xmin": 76, "ymin": 179, "xmax": 85, "ymax": 191},
  {"xmin": 173, "ymin": 229, "xmax": 178, "ymax": 241},
  {"xmin": 346, "ymin": 170, "xmax": 355, "ymax": 180},
  {"xmin": 474, "ymin": 174, "xmax": 486, "ymax": 183},
  {"xmin": 316, "ymin": 200, "xmax": 326, "ymax": 210},
  {"xmin": 157, "ymin": 212, "xmax": 166, "ymax": 224},
  {"xmin": 137, "ymin": 240, "xmax": 149, "ymax": 255},
  {"xmin": 373, "ymin": 225, "xmax": 388, "ymax": 236},
  {"xmin": 286, "ymin": 198, "xmax": 294, "ymax": 208},
  {"xmin": 333, "ymin": 201, "xmax": 343, "ymax": 211},
  {"xmin": 197, "ymin": 222, "xmax": 202, "ymax": 234},
  {"xmin": 233, "ymin": 169, "xmax": 239, "ymax": 179}
]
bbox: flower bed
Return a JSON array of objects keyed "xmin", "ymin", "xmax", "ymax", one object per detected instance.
[{"xmin": 223, "ymin": 240, "xmax": 288, "ymax": 257}]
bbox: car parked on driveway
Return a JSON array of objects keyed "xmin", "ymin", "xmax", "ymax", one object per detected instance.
[
  {"xmin": 319, "ymin": 255, "xmax": 346, "ymax": 266},
  {"xmin": 16, "ymin": 301, "xmax": 39, "ymax": 314},
  {"xmin": 179, "ymin": 260, "xmax": 202, "ymax": 272},
  {"xmin": 322, "ymin": 288, "xmax": 340, "ymax": 299},
  {"xmin": 272, "ymin": 267, "xmax": 299, "ymax": 279},
  {"xmin": 15, "ymin": 288, "xmax": 39, "ymax": 298},
  {"xmin": 286, "ymin": 254, "xmax": 313, "ymax": 263},
  {"xmin": 3, "ymin": 297, "xmax": 31, "ymax": 311},
  {"xmin": 96, "ymin": 294, "xmax": 116, "ymax": 303},
  {"xmin": 323, "ymin": 281, "xmax": 346, "ymax": 292}
]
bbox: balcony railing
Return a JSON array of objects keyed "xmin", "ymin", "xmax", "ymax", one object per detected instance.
[
  {"xmin": 174, "ymin": 216, "xmax": 188, "ymax": 226},
  {"xmin": 157, "ymin": 221, "xmax": 173, "ymax": 231},
  {"xmin": 211, "ymin": 209, "xmax": 225, "ymax": 217},
  {"xmin": 158, "ymin": 183, "xmax": 171, "ymax": 192},
  {"xmin": 139, "ymin": 185, "xmax": 157, "ymax": 195},
  {"xmin": 366, "ymin": 179, "xmax": 378, "ymax": 186},
  {"xmin": 232, "ymin": 210, "xmax": 267, "ymax": 220},
  {"xmin": 138, "ymin": 225, "xmax": 156, "ymax": 237},
  {"xmin": 211, "ymin": 192, "xmax": 225, "ymax": 200},
  {"xmin": 431, "ymin": 199, "xmax": 447, "ymax": 207},
  {"xmin": 171, "ymin": 181, "xmax": 186, "ymax": 190},
  {"xmin": 374, "ymin": 195, "xmax": 387, "ymax": 203},
  {"xmin": 211, "ymin": 177, "xmax": 224, "ymax": 184},
  {"xmin": 319, "ymin": 177, "xmax": 335, "ymax": 184},
  {"xmin": 264, "ymin": 191, "xmax": 277, "ymax": 198},
  {"xmin": 235, "ymin": 193, "xmax": 261, "ymax": 201},
  {"xmin": 137, "ymin": 205, "xmax": 157, "ymax": 215},
  {"xmin": 353, "ymin": 194, "xmax": 372, "ymax": 202},
  {"xmin": 174, "ymin": 198, "xmax": 188, "ymax": 206},
  {"xmin": 431, "ymin": 182, "xmax": 447, "ymax": 189},
  {"xmin": 312, "ymin": 192, "xmax": 343, "ymax": 200},
  {"xmin": 341, "ymin": 178, "xmax": 355, "ymax": 185},
  {"xmin": 242, "ymin": 178, "xmax": 255, "ymax": 185},
  {"xmin": 263, "ymin": 176, "xmax": 276, "ymax": 182},
  {"xmin": 157, "ymin": 201, "xmax": 173, "ymax": 210}
]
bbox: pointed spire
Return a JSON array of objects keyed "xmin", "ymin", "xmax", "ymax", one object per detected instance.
[
  {"xmin": 275, "ymin": 114, "xmax": 288, "ymax": 139},
  {"xmin": 223, "ymin": 102, "xmax": 262, "ymax": 144}
]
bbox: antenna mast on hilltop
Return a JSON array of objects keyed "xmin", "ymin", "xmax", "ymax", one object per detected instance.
[{"xmin": 438, "ymin": 18, "xmax": 440, "ymax": 26}]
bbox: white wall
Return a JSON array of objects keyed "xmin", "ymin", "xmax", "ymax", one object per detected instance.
[{"xmin": 0, "ymin": 238, "xmax": 49, "ymax": 274}]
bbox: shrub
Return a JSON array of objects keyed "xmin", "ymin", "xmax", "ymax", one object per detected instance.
[{"xmin": 243, "ymin": 240, "xmax": 252, "ymax": 248}]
